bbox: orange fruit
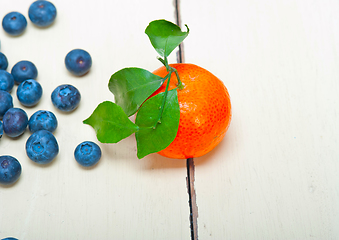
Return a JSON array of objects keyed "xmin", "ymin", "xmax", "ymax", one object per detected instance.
[{"xmin": 151, "ymin": 63, "xmax": 231, "ymax": 159}]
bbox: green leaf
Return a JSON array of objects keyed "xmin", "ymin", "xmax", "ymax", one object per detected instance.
[
  {"xmin": 108, "ymin": 68, "xmax": 166, "ymax": 117},
  {"xmin": 83, "ymin": 101, "xmax": 139, "ymax": 143},
  {"xmin": 135, "ymin": 89, "xmax": 180, "ymax": 159},
  {"xmin": 145, "ymin": 19, "xmax": 189, "ymax": 58}
]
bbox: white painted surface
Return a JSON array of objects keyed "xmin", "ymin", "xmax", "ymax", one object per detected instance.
[
  {"xmin": 0, "ymin": 1, "xmax": 190, "ymax": 239},
  {"xmin": 181, "ymin": 0, "xmax": 339, "ymax": 239},
  {"xmin": 1, "ymin": 0, "xmax": 339, "ymax": 239}
]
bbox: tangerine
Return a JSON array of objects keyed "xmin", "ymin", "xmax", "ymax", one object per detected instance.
[{"xmin": 151, "ymin": 63, "xmax": 231, "ymax": 159}]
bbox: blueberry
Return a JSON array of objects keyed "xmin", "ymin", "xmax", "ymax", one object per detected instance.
[
  {"xmin": 0, "ymin": 52, "xmax": 8, "ymax": 70},
  {"xmin": 0, "ymin": 70, "xmax": 14, "ymax": 92},
  {"xmin": 16, "ymin": 79, "xmax": 42, "ymax": 107},
  {"xmin": 0, "ymin": 120, "xmax": 3, "ymax": 139},
  {"xmin": 3, "ymin": 108, "xmax": 28, "ymax": 138},
  {"xmin": 11, "ymin": 60, "xmax": 38, "ymax": 85},
  {"xmin": 65, "ymin": 49, "xmax": 92, "ymax": 76},
  {"xmin": 0, "ymin": 155, "xmax": 22, "ymax": 186},
  {"xmin": 2, "ymin": 12, "xmax": 27, "ymax": 36},
  {"xmin": 51, "ymin": 84, "xmax": 81, "ymax": 112},
  {"xmin": 74, "ymin": 141, "xmax": 102, "ymax": 167},
  {"xmin": 28, "ymin": 0, "xmax": 57, "ymax": 27},
  {"xmin": 26, "ymin": 130, "xmax": 59, "ymax": 164},
  {"xmin": 28, "ymin": 110, "xmax": 57, "ymax": 133},
  {"xmin": 0, "ymin": 90, "xmax": 13, "ymax": 118},
  {"xmin": 1, "ymin": 238, "xmax": 19, "ymax": 240}
]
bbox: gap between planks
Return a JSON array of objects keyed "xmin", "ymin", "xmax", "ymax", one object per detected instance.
[
  {"xmin": 174, "ymin": 0, "xmax": 198, "ymax": 239},
  {"xmin": 186, "ymin": 158, "xmax": 198, "ymax": 240}
]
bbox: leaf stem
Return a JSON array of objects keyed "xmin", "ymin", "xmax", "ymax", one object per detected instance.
[
  {"xmin": 153, "ymin": 70, "xmax": 172, "ymax": 129},
  {"xmin": 157, "ymin": 57, "xmax": 166, "ymax": 67},
  {"xmin": 171, "ymin": 67, "xmax": 184, "ymax": 89},
  {"xmin": 153, "ymin": 55, "xmax": 183, "ymax": 130},
  {"xmin": 164, "ymin": 56, "xmax": 170, "ymax": 71},
  {"xmin": 157, "ymin": 57, "xmax": 184, "ymax": 90}
]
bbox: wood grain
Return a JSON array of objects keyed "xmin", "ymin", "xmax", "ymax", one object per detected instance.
[
  {"xmin": 0, "ymin": 1, "xmax": 190, "ymax": 239},
  {"xmin": 2, "ymin": 0, "xmax": 339, "ymax": 239},
  {"xmin": 181, "ymin": 0, "xmax": 339, "ymax": 239}
]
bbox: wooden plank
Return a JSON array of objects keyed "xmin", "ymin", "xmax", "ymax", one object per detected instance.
[
  {"xmin": 0, "ymin": 1, "xmax": 191, "ymax": 239},
  {"xmin": 180, "ymin": 0, "xmax": 339, "ymax": 239}
]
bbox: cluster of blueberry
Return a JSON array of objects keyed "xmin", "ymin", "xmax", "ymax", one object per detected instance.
[
  {"xmin": 0, "ymin": 1, "xmax": 102, "ymax": 187},
  {"xmin": 2, "ymin": 0, "xmax": 56, "ymax": 35}
]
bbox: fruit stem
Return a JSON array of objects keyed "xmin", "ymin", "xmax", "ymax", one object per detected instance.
[
  {"xmin": 153, "ymin": 70, "xmax": 172, "ymax": 129},
  {"xmin": 153, "ymin": 55, "xmax": 183, "ymax": 129},
  {"xmin": 171, "ymin": 67, "xmax": 184, "ymax": 90},
  {"xmin": 157, "ymin": 57, "xmax": 184, "ymax": 90}
]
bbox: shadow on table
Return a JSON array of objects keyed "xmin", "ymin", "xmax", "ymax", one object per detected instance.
[{"xmin": 99, "ymin": 127, "xmax": 234, "ymax": 170}]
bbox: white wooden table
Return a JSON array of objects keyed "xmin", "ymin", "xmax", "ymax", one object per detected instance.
[{"xmin": 1, "ymin": 0, "xmax": 338, "ymax": 239}]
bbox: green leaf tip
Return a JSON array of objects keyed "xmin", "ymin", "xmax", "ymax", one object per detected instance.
[
  {"xmin": 108, "ymin": 67, "xmax": 165, "ymax": 117},
  {"xmin": 145, "ymin": 19, "xmax": 189, "ymax": 58},
  {"xmin": 83, "ymin": 101, "xmax": 139, "ymax": 143},
  {"xmin": 84, "ymin": 19, "xmax": 186, "ymax": 159}
]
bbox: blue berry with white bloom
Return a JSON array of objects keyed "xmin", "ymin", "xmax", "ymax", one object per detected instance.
[
  {"xmin": 0, "ymin": 155, "xmax": 22, "ymax": 186},
  {"xmin": 65, "ymin": 49, "xmax": 92, "ymax": 76},
  {"xmin": 26, "ymin": 130, "xmax": 59, "ymax": 164},
  {"xmin": 28, "ymin": 110, "xmax": 57, "ymax": 133},
  {"xmin": 51, "ymin": 84, "xmax": 81, "ymax": 112},
  {"xmin": 2, "ymin": 12, "xmax": 27, "ymax": 36},
  {"xmin": 0, "ymin": 52, "xmax": 8, "ymax": 70},
  {"xmin": 3, "ymin": 108, "xmax": 28, "ymax": 138},
  {"xmin": 74, "ymin": 141, "xmax": 102, "ymax": 167},
  {"xmin": 17, "ymin": 79, "xmax": 42, "ymax": 107},
  {"xmin": 11, "ymin": 60, "xmax": 38, "ymax": 85},
  {"xmin": 0, "ymin": 90, "xmax": 13, "ymax": 118},
  {"xmin": 0, "ymin": 70, "xmax": 14, "ymax": 92},
  {"xmin": 29, "ymin": 0, "xmax": 57, "ymax": 27}
]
